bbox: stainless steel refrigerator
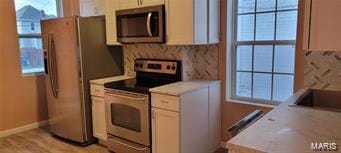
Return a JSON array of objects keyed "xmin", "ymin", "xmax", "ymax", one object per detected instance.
[{"xmin": 41, "ymin": 16, "xmax": 123, "ymax": 145}]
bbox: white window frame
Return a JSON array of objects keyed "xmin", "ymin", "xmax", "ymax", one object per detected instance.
[
  {"xmin": 230, "ymin": 0, "xmax": 297, "ymax": 105},
  {"xmin": 16, "ymin": 0, "xmax": 63, "ymax": 76}
]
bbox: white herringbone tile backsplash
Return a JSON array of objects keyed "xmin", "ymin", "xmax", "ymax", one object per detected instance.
[
  {"xmin": 304, "ymin": 51, "xmax": 341, "ymax": 90},
  {"xmin": 123, "ymin": 44, "xmax": 219, "ymax": 80}
]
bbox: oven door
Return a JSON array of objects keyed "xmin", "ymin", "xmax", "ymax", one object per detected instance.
[
  {"xmin": 116, "ymin": 5, "xmax": 165, "ymax": 43},
  {"xmin": 105, "ymin": 89, "xmax": 150, "ymax": 146}
]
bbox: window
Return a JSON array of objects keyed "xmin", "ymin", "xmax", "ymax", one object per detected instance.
[
  {"xmin": 232, "ymin": 0, "xmax": 298, "ymax": 104},
  {"xmin": 14, "ymin": 0, "xmax": 60, "ymax": 74},
  {"xmin": 30, "ymin": 23, "xmax": 35, "ymax": 31}
]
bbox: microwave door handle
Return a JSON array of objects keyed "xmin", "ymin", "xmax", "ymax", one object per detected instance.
[{"xmin": 147, "ymin": 12, "xmax": 153, "ymax": 37}]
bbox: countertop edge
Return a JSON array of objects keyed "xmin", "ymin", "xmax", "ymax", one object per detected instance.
[
  {"xmin": 149, "ymin": 80, "xmax": 221, "ymax": 96},
  {"xmin": 89, "ymin": 75, "xmax": 133, "ymax": 85}
]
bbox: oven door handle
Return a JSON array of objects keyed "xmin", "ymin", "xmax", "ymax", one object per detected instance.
[
  {"xmin": 111, "ymin": 137, "xmax": 148, "ymax": 151},
  {"xmin": 106, "ymin": 92, "xmax": 147, "ymax": 101},
  {"xmin": 146, "ymin": 12, "xmax": 153, "ymax": 37}
]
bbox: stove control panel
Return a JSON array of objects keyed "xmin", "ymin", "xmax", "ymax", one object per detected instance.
[{"xmin": 134, "ymin": 59, "xmax": 180, "ymax": 74}]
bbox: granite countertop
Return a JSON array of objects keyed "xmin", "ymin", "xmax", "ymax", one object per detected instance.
[
  {"xmin": 149, "ymin": 80, "xmax": 220, "ymax": 96},
  {"xmin": 89, "ymin": 75, "xmax": 133, "ymax": 85},
  {"xmin": 226, "ymin": 90, "xmax": 341, "ymax": 153}
]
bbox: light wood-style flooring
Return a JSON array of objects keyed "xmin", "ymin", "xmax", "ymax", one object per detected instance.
[
  {"xmin": 0, "ymin": 128, "xmax": 109, "ymax": 153},
  {"xmin": 0, "ymin": 127, "xmax": 229, "ymax": 153}
]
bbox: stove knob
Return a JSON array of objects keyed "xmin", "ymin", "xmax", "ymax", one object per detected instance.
[
  {"xmin": 171, "ymin": 66, "xmax": 176, "ymax": 70},
  {"xmin": 139, "ymin": 64, "xmax": 143, "ymax": 68},
  {"xmin": 166, "ymin": 65, "xmax": 171, "ymax": 70},
  {"xmin": 135, "ymin": 63, "xmax": 139, "ymax": 67}
]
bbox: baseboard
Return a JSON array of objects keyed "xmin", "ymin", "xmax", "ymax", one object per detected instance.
[
  {"xmin": 220, "ymin": 141, "xmax": 228, "ymax": 149},
  {"xmin": 0, "ymin": 120, "xmax": 49, "ymax": 138}
]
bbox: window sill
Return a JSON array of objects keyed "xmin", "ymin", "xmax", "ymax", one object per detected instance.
[
  {"xmin": 226, "ymin": 98, "xmax": 278, "ymax": 108},
  {"xmin": 22, "ymin": 72, "xmax": 45, "ymax": 77}
]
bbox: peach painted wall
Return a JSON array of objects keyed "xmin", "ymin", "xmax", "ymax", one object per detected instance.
[
  {"xmin": 0, "ymin": 0, "xmax": 48, "ymax": 131},
  {"xmin": 0, "ymin": 0, "xmax": 79, "ymax": 132}
]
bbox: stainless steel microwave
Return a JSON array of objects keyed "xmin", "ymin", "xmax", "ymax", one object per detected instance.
[{"xmin": 116, "ymin": 5, "xmax": 165, "ymax": 43}]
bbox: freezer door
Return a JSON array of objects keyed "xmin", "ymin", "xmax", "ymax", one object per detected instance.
[{"xmin": 41, "ymin": 17, "xmax": 87, "ymax": 143}]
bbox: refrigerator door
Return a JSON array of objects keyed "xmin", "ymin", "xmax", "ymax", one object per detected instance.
[
  {"xmin": 41, "ymin": 17, "xmax": 86, "ymax": 143},
  {"xmin": 76, "ymin": 17, "xmax": 124, "ymax": 143}
]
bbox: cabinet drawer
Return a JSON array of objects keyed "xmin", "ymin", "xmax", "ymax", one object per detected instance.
[
  {"xmin": 152, "ymin": 93, "xmax": 179, "ymax": 111},
  {"xmin": 90, "ymin": 84, "xmax": 105, "ymax": 97}
]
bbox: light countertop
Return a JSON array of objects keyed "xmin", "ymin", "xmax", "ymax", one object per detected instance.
[
  {"xmin": 89, "ymin": 75, "xmax": 133, "ymax": 85},
  {"xmin": 149, "ymin": 80, "xmax": 220, "ymax": 96},
  {"xmin": 226, "ymin": 90, "xmax": 341, "ymax": 153}
]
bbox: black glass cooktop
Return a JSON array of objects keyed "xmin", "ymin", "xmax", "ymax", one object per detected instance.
[{"xmin": 104, "ymin": 78, "xmax": 174, "ymax": 94}]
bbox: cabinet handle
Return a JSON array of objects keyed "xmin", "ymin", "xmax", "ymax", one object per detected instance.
[
  {"xmin": 160, "ymin": 100, "xmax": 169, "ymax": 104},
  {"xmin": 140, "ymin": 0, "xmax": 143, "ymax": 5},
  {"xmin": 137, "ymin": 0, "xmax": 140, "ymax": 5}
]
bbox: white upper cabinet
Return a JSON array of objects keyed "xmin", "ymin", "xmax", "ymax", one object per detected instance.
[
  {"xmin": 142, "ymin": 0, "xmax": 165, "ymax": 7},
  {"xmin": 105, "ymin": 0, "xmax": 120, "ymax": 45},
  {"xmin": 302, "ymin": 0, "xmax": 341, "ymax": 51},
  {"xmin": 166, "ymin": 0, "xmax": 220, "ymax": 45},
  {"xmin": 118, "ymin": 0, "xmax": 164, "ymax": 10},
  {"xmin": 118, "ymin": 0, "xmax": 139, "ymax": 10},
  {"xmin": 80, "ymin": 0, "xmax": 105, "ymax": 16}
]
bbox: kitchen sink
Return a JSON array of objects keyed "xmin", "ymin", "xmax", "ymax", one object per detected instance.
[{"xmin": 290, "ymin": 89, "xmax": 341, "ymax": 112}]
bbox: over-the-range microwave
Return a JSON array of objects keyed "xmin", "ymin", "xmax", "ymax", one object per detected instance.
[{"xmin": 116, "ymin": 5, "xmax": 165, "ymax": 43}]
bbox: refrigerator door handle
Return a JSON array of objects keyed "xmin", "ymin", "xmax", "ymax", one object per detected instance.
[
  {"xmin": 48, "ymin": 33, "xmax": 59, "ymax": 98},
  {"xmin": 47, "ymin": 33, "xmax": 54, "ymax": 96},
  {"xmin": 43, "ymin": 50, "xmax": 48, "ymax": 74}
]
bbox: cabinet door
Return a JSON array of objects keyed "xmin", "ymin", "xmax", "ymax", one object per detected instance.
[
  {"xmin": 152, "ymin": 108, "xmax": 179, "ymax": 153},
  {"xmin": 166, "ymin": 0, "xmax": 210, "ymax": 45},
  {"xmin": 80, "ymin": 0, "xmax": 105, "ymax": 16},
  {"xmin": 92, "ymin": 97, "xmax": 107, "ymax": 141},
  {"xmin": 105, "ymin": 0, "xmax": 120, "ymax": 45},
  {"xmin": 208, "ymin": 0, "xmax": 220, "ymax": 43},
  {"xmin": 142, "ymin": 0, "xmax": 164, "ymax": 7},
  {"xmin": 166, "ymin": 0, "xmax": 194, "ymax": 45},
  {"xmin": 119, "ymin": 0, "xmax": 139, "ymax": 10},
  {"xmin": 305, "ymin": 0, "xmax": 341, "ymax": 51}
]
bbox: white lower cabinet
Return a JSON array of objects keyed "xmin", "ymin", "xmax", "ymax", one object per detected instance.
[
  {"xmin": 90, "ymin": 83, "xmax": 107, "ymax": 141},
  {"xmin": 151, "ymin": 81, "xmax": 221, "ymax": 153},
  {"xmin": 91, "ymin": 96, "xmax": 107, "ymax": 141},
  {"xmin": 152, "ymin": 108, "xmax": 179, "ymax": 153}
]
